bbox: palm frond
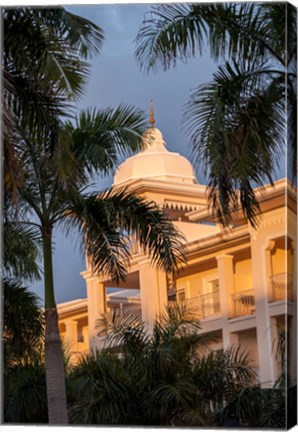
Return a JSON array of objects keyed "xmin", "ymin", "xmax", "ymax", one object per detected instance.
[
  {"xmin": 215, "ymin": 385, "xmax": 286, "ymax": 428},
  {"xmin": 99, "ymin": 188, "xmax": 187, "ymax": 274},
  {"xmin": 62, "ymin": 188, "xmax": 186, "ymax": 282},
  {"xmin": 135, "ymin": 3, "xmax": 207, "ymax": 71},
  {"xmin": 135, "ymin": 3, "xmax": 294, "ymax": 226},
  {"xmin": 3, "ymin": 220, "xmax": 42, "ymax": 282},
  {"xmin": 96, "ymin": 307, "xmax": 146, "ymax": 352},
  {"xmin": 64, "ymin": 105, "xmax": 147, "ymax": 178},
  {"xmin": 67, "ymin": 350, "xmax": 137, "ymax": 425},
  {"xmin": 41, "ymin": 8, "xmax": 104, "ymax": 60},
  {"xmin": 135, "ymin": 3, "xmax": 284, "ymax": 73},
  {"xmin": 146, "ymin": 379, "xmax": 200, "ymax": 425},
  {"xmin": 184, "ymin": 60, "xmax": 284, "ymax": 226},
  {"xmin": 192, "ymin": 345, "xmax": 257, "ymax": 409},
  {"xmin": 3, "ymin": 278, "xmax": 44, "ymax": 366},
  {"xmin": 3, "ymin": 6, "xmax": 103, "ymax": 198},
  {"xmin": 4, "ymin": 360, "xmax": 48, "ymax": 423},
  {"xmin": 61, "ymin": 191, "xmax": 132, "ymax": 282}
]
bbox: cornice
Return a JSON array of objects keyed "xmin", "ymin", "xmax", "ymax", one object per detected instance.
[
  {"xmin": 113, "ymin": 177, "xmax": 208, "ymax": 197},
  {"xmin": 188, "ymin": 178, "xmax": 296, "ymax": 222}
]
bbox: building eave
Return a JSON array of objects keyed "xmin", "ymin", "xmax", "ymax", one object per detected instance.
[{"xmin": 187, "ymin": 178, "xmax": 296, "ymax": 223}]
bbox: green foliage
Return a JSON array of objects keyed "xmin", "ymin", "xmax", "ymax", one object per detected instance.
[
  {"xmin": 64, "ymin": 188, "xmax": 186, "ymax": 282},
  {"xmin": 135, "ymin": 3, "xmax": 297, "ymax": 226},
  {"xmin": 4, "ymin": 6, "xmax": 185, "ymax": 422},
  {"xmin": 3, "ymin": 219, "xmax": 41, "ymax": 283},
  {"xmin": 57, "ymin": 106, "xmax": 147, "ymax": 184},
  {"xmin": 3, "ymin": 279, "xmax": 44, "ymax": 367},
  {"xmin": 67, "ymin": 308, "xmax": 292, "ymax": 427},
  {"xmin": 3, "ymin": 277, "xmax": 46, "ymax": 423},
  {"xmin": 4, "ymin": 360, "xmax": 48, "ymax": 424},
  {"xmin": 3, "ymin": 6, "xmax": 104, "ymax": 199},
  {"xmin": 67, "ymin": 306, "xmax": 256, "ymax": 426}
]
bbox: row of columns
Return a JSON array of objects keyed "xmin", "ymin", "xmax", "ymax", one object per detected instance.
[
  {"xmin": 216, "ymin": 238, "xmax": 284, "ymax": 386},
  {"xmin": 83, "ymin": 230, "xmax": 296, "ymax": 387}
]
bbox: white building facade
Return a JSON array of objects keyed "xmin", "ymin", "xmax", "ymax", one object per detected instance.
[{"xmin": 59, "ymin": 119, "xmax": 296, "ymax": 387}]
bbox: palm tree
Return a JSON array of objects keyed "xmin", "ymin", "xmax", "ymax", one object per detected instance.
[
  {"xmin": 8, "ymin": 106, "xmax": 185, "ymax": 424},
  {"xmin": 67, "ymin": 305, "xmax": 256, "ymax": 426},
  {"xmin": 3, "ymin": 208, "xmax": 47, "ymax": 423},
  {"xmin": 214, "ymin": 328, "xmax": 296, "ymax": 428},
  {"xmin": 3, "ymin": 279, "xmax": 44, "ymax": 367},
  {"xmin": 3, "ymin": 208, "xmax": 42, "ymax": 283},
  {"xmin": 3, "ymin": 200, "xmax": 44, "ymax": 367},
  {"xmin": 135, "ymin": 2, "xmax": 297, "ymax": 227},
  {"xmin": 4, "ymin": 357, "xmax": 48, "ymax": 424},
  {"xmin": 2, "ymin": 6, "xmax": 103, "ymax": 200}
]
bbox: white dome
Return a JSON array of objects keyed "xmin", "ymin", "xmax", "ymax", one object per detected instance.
[{"xmin": 114, "ymin": 127, "xmax": 198, "ymax": 186}]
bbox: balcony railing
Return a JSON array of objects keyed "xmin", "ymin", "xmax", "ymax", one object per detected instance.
[
  {"xmin": 98, "ymin": 302, "xmax": 142, "ymax": 337},
  {"xmin": 270, "ymin": 273, "xmax": 294, "ymax": 302},
  {"xmin": 118, "ymin": 302, "xmax": 142, "ymax": 317},
  {"xmin": 231, "ymin": 289, "xmax": 255, "ymax": 318},
  {"xmin": 169, "ymin": 291, "xmax": 220, "ymax": 319}
]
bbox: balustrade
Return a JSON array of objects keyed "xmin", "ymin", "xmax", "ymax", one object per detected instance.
[
  {"xmin": 231, "ymin": 289, "xmax": 255, "ymax": 318},
  {"xmin": 118, "ymin": 302, "xmax": 142, "ymax": 317},
  {"xmin": 169, "ymin": 291, "xmax": 220, "ymax": 319},
  {"xmin": 270, "ymin": 273, "xmax": 294, "ymax": 302}
]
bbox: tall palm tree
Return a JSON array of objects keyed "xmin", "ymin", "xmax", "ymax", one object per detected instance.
[
  {"xmin": 2, "ymin": 6, "xmax": 103, "ymax": 200},
  {"xmin": 135, "ymin": 2, "xmax": 297, "ymax": 227},
  {"xmin": 9, "ymin": 106, "xmax": 185, "ymax": 424}
]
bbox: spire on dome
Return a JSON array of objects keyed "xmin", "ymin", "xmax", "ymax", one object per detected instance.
[{"xmin": 149, "ymin": 99, "xmax": 155, "ymax": 127}]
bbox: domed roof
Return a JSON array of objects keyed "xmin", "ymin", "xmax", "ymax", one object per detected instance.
[{"xmin": 113, "ymin": 126, "xmax": 198, "ymax": 186}]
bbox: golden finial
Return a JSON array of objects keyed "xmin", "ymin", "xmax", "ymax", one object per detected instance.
[{"xmin": 149, "ymin": 99, "xmax": 155, "ymax": 127}]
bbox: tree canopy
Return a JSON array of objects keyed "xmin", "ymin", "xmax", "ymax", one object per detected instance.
[{"xmin": 135, "ymin": 2, "xmax": 297, "ymax": 227}]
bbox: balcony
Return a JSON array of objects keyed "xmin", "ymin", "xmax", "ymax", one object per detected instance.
[
  {"xmin": 98, "ymin": 302, "xmax": 142, "ymax": 337},
  {"xmin": 118, "ymin": 302, "xmax": 142, "ymax": 317},
  {"xmin": 231, "ymin": 289, "xmax": 255, "ymax": 318},
  {"xmin": 270, "ymin": 273, "xmax": 294, "ymax": 302},
  {"xmin": 169, "ymin": 291, "xmax": 220, "ymax": 320},
  {"xmin": 107, "ymin": 302, "xmax": 142, "ymax": 321}
]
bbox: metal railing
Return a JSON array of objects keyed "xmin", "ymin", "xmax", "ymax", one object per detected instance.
[
  {"xmin": 99, "ymin": 302, "xmax": 142, "ymax": 336},
  {"xmin": 270, "ymin": 273, "xmax": 294, "ymax": 302},
  {"xmin": 169, "ymin": 291, "xmax": 220, "ymax": 319},
  {"xmin": 231, "ymin": 289, "xmax": 255, "ymax": 318},
  {"xmin": 118, "ymin": 302, "xmax": 142, "ymax": 317}
]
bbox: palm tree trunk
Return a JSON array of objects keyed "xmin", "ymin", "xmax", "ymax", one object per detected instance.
[{"xmin": 42, "ymin": 227, "xmax": 68, "ymax": 424}]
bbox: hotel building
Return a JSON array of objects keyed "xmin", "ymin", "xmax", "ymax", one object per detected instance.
[{"xmin": 58, "ymin": 117, "xmax": 297, "ymax": 387}]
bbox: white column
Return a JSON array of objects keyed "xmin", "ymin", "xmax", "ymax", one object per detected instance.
[
  {"xmin": 270, "ymin": 317, "xmax": 280, "ymax": 382},
  {"xmin": 289, "ymin": 239, "xmax": 297, "ymax": 382},
  {"xmin": 139, "ymin": 261, "xmax": 168, "ymax": 333},
  {"xmin": 229, "ymin": 332, "xmax": 240, "ymax": 347},
  {"xmin": 265, "ymin": 240, "xmax": 275, "ymax": 302},
  {"xmin": 65, "ymin": 320, "xmax": 78, "ymax": 351},
  {"xmin": 250, "ymin": 230, "xmax": 275, "ymax": 387},
  {"xmin": 289, "ymin": 314, "xmax": 297, "ymax": 382},
  {"xmin": 86, "ymin": 277, "xmax": 106, "ymax": 350},
  {"xmin": 216, "ymin": 254, "xmax": 234, "ymax": 349}
]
